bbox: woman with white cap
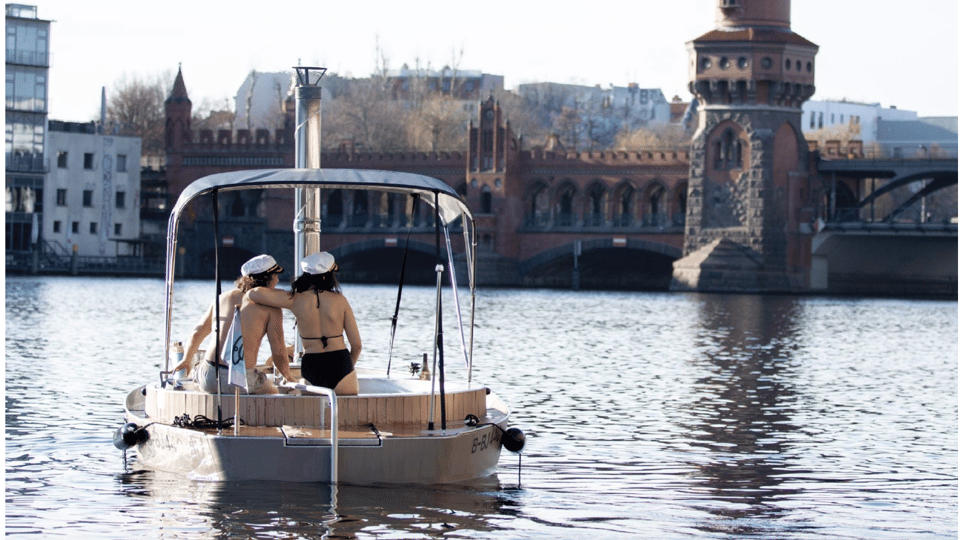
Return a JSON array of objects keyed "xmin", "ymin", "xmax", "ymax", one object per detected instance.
[{"xmin": 249, "ymin": 251, "xmax": 362, "ymax": 395}]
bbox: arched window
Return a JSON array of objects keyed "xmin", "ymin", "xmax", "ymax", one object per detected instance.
[
  {"xmin": 351, "ymin": 191, "xmax": 369, "ymax": 227},
  {"xmin": 326, "ymin": 190, "xmax": 343, "ymax": 227},
  {"xmin": 528, "ymin": 184, "xmax": 550, "ymax": 227},
  {"xmin": 714, "ymin": 128, "xmax": 743, "ymax": 170},
  {"xmin": 558, "ymin": 186, "xmax": 576, "ymax": 226},
  {"xmin": 480, "ymin": 185, "xmax": 492, "ymax": 214},
  {"xmin": 676, "ymin": 186, "xmax": 687, "ymax": 225},
  {"xmin": 616, "ymin": 186, "xmax": 634, "ymax": 226},
  {"xmin": 229, "ymin": 192, "xmax": 245, "ymax": 217},
  {"xmin": 586, "ymin": 183, "xmax": 605, "ymax": 226},
  {"xmin": 647, "ymin": 186, "xmax": 664, "ymax": 226}
]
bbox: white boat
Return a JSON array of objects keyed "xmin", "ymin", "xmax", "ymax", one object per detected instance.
[{"xmin": 114, "ymin": 67, "xmax": 524, "ymax": 484}]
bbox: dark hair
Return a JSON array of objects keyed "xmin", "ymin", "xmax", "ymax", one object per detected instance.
[
  {"xmin": 291, "ymin": 270, "xmax": 341, "ymax": 295},
  {"xmin": 235, "ymin": 271, "xmax": 279, "ymax": 293}
]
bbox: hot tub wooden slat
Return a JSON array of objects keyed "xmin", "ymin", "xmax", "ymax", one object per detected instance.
[{"xmin": 150, "ymin": 384, "xmax": 487, "ymax": 428}]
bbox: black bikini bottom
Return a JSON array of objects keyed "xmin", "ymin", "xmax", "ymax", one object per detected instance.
[{"xmin": 301, "ymin": 349, "xmax": 354, "ymax": 390}]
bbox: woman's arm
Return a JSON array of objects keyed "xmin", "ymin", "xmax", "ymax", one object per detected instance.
[
  {"xmin": 249, "ymin": 286, "xmax": 294, "ymax": 309},
  {"xmin": 176, "ymin": 301, "xmax": 214, "ymax": 373},
  {"xmin": 265, "ymin": 309, "xmax": 295, "ymax": 382},
  {"xmin": 342, "ymin": 298, "xmax": 362, "ymax": 365}
]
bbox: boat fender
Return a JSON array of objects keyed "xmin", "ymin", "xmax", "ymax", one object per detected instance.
[
  {"xmin": 502, "ymin": 427, "xmax": 525, "ymax": 453},
  {"xmin": 112, "ymin": 422, "xmax": 143, "ymax": 450}
]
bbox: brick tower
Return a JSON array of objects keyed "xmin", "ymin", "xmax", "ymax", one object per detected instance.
[
  {"xmin": 465, "ymin": 96, "xmax": 522, "ymax": 284},
  {"xmin": 671, "ymin": 0, "xmax": 818, "ymax": 292}
]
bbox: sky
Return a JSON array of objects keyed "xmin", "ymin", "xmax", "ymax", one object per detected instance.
[{"xmin": 31, "ymin": 0, "xmax": 960, "ymax": 122}]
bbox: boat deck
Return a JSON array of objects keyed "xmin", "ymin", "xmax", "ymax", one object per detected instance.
[{"xmin": 141, "ymin": 375, "xmax": 489, "ymax": 431}]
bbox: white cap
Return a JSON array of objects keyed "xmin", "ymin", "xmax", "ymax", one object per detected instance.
[
  {"xmin": 241, "ymin": 254, "xmax": 282, "ymax": 276},
  {"xmin": 300, "ymin": 252, "xmax": 336, "ymax": 275}
]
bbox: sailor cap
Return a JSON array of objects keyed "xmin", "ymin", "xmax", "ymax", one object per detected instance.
[
  {"xmin": 241, "ymin": 254, "xmax": 283, "ymax": 276},
  {"xmin": 301, "ymin": 252, "xmax": 336, "ymax": 275}
]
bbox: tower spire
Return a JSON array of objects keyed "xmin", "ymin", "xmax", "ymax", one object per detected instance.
[{"xmin": 167, "ymin": 65, "xmax": 191, "ymax": 105}]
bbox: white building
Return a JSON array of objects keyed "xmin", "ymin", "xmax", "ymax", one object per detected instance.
[
  {"xmin": 45, "ymin": 121, "xmax": 142, "ymax": 257},
  {"xmin": 517, "ymin": 82, "xmax": 671, "ymax": 149},
  {"xmin": 801, "ymin": 99, "xmax": 957, "ymax": 157},
  {"xmin": 802, "ymin": 100, "xmax": 915, "ymax": 142},
  {"xmin": 233, "ymin": 70, "xmax": 295, "ymax": 131}
]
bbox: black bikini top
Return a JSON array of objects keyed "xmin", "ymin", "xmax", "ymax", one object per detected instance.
[{"xmin": 300, "ymin": 289, "xmax": 341, "ymax": 347}]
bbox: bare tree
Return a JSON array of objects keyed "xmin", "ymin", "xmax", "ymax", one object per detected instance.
[
  {"xmin": 106, "ymin": 71, "xmax": 172, "ymax": 156},
  {"xmin": 192, "ymin": 97, "xmax": 235, "ymax": 132},
  {"xmin": 613, "ymin": 124, "xmax": 690, "ymax": 151}
]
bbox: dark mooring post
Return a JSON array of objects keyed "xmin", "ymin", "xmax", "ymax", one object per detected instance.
[{"xmin": 572, "ymin": 240, "xmax": 581, "ymax": 290}]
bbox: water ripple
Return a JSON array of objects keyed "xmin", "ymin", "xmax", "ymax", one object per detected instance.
[{"xmin": 5, "ymin": 278, "xmax": 957, "ymax": 539}]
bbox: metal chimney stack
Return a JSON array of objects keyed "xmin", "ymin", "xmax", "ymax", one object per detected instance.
[{"xmin": 293, "ymin": 66, "xmax": 326, "ymax": 270}]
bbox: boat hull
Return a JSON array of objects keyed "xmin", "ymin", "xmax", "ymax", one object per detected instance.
[{"xmin": 123, "ymin": 380, "xmax": 511, "ymax": 484}]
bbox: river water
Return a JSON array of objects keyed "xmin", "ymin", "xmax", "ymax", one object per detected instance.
[{"xmin": 5, "ymin": 276, "xmax": 957, "ymax": 539}]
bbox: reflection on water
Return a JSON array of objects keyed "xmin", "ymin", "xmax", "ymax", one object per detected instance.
[
  {"xmin": 114, "ymin": 469, "xmax": 512, "ymax": 538},
  {"xmin": 5, "ymin": 277, "xmax": 957, "ymax": 539},
  {"xmin": 684, "ymin": 296, "xmax": 804, "ymax": 532}
]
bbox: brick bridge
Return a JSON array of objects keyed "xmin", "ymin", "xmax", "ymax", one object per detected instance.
[{"xmin": 165, "ymin": 71, "xmax": 956, "ymax": 295}]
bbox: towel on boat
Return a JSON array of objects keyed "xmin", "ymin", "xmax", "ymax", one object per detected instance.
[{"xmin": 223, "ymin": 307, "xmax": 247, "ymax": 391}]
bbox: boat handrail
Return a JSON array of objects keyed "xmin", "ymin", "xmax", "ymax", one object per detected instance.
[{"xmin": 279, "ymin": 381, "xmax": 339, "ymax": 484}]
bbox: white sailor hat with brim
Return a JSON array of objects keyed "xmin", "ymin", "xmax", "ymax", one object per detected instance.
[
  {"xmin": 241, "ymin": 254, "xmax": 283, "ymax": 276},
  {"xmin": 301, "ymin": 251, "xmax": 336, "ymax": 275}
]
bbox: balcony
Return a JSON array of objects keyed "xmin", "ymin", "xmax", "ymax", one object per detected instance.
[
  {"xmin": 5, "ymin": 49, "xmax": 49, "ymax": 68},
  {"xmin": 5, "ymin": 153, "xmax": 46, "ymax": 173}
]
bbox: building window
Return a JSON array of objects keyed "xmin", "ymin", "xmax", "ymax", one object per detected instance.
[
  {"xmin": 115, "ymin": 191, "xmax": 125, "ymax": 209},
  {"xmin": 57, "ymin": 151, "xmax": 68, "ymax": 168},
  {"xmin": 480, "ymin": 186, "xmax": 492, "ymax": 214},
  {"xmin": 56, "ymin": 189, "xmax": 66, "ymax": 206},
  {"xmin": 83, "ymin": 153, "xmax": 94, "ymax": 169},
  {"xmin": 117, "ymin": 154, "xmax": 127, "ymax": 172},
  {"xmin": 71, "ymin": 221, "xmax": 79, "ymax": 233},
  {"xmin": 713, "ymin": 128, "xmax": 743, "ymax": 170},
  {"xmin": 114, "ymin": 223, "xmax": 122, "ymax": 235},
  {"xmin": 82, "ymin": 190, "xmax": 93, "ymax": 207},
  {"xmin": 53, "ymin": 221, "xmax": 61, "ymax": 233},
  {"xmin": 89, "ymin": 222, "xmax": 97, "ymax": 234}
]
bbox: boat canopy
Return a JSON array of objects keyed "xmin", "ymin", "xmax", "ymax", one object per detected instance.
[{"xmin": 171, "ymin": 168, "xmax": 473, "ymax": 226}]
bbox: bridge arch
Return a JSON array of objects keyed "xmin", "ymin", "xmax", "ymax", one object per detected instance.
[
  {"xmin": 857, "ymin": 169, "xmax": 958, "ymax": 221},
  {"xmin": 328, "ymin": 239, "xmax": 443, "ymax": 284},
  {"xmin": 518, "ymin": 238, "xmax": 682, "ymax": 290}
]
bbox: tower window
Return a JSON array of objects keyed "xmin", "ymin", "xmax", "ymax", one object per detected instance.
[{"xmin": 713, "ymin": 128, "xmax": 743, "ymax": 170}]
